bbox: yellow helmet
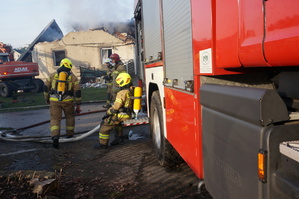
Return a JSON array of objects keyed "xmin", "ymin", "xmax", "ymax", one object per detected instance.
[
  {"xmin": 116, "ymin": 73, "xmax": 131, "ymax": 87},
  {"xmin": 60, "ymin": 58, "xmax": 73, "ymax": 69}
]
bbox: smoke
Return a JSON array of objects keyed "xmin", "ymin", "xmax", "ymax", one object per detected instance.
[{"xmin": 56, "ymin": 0, "xmax": 134, "ymax": 32}]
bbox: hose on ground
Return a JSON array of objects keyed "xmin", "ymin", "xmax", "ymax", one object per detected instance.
[
  {"xmin": 0, "ymin": 109, "xmax": 106, "ymax": 143},
  {"xmin": 0, "ymin": 123, "xmax": 101, "ymax": 143}
]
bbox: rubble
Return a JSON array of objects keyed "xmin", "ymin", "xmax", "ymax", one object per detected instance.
[
  {"xmin": 80, "ymin": 76, "xmax": 108, "ymax": 89},
  {"xmin": 80, "ymin": 82, "xmax": 107, "ymax": 89}
]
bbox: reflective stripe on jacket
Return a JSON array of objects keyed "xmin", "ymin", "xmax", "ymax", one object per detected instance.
[{"xmin": 107, "ymin": 87, "xmax": 134, "ymax": 119}]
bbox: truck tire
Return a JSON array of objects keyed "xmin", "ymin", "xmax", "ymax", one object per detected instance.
[
  {"xmin": 30, "ymin": 79, "xmax": 44, "ymax": 93},
  {"xmin": 0, "ymin": 82, "xmax": 13, "ymax": 98},
  {"xmin": 150, "ymin": 91, "xmax": 183, "ymax": 167}
]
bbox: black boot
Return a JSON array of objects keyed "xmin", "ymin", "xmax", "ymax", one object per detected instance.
[
  {"xmin": 52, "ymin": 136, "xmax": 59, "ymax": 149},
  {"xmin": 110, "ymin": 136, "xmax": 124, "ymax": 146},
  {"xmin": 94, "ymin": 143, "xmax": 108, "ymax": 149}
]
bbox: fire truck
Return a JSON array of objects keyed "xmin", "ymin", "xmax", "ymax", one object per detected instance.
[{"xmin": 134, "ymin": 0, "xmax": 299, "ymax": 198}]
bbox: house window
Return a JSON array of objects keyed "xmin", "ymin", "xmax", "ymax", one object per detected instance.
[
  {"xmin": 101, "ymin": 48, "xmax": 112, "ymax": 63},
  {"xmin": 53, "ymin": 50, "xmax": 66, "ymax": 66}
]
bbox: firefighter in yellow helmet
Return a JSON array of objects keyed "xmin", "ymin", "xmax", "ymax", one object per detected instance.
[
  {"xmin": 44, "ymin": 58, "xmax": 81, "ymax": 148},
  {"xmin": 94, "ymin": 72, "xmax": 134, "ymax": 149}
]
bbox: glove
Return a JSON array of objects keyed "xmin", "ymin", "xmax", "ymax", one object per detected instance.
[
  {"xmin": 102, "ymin": 114, "xmax": 110, "ymax": 120},
  {"xmin": 75, "ymin": 105, "xmax": 81, "ymax": 115}
]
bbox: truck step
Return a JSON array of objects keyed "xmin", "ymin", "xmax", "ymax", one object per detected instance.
[
  {"xmin": 123, "ymin": 116, "xmax": 149, "ymax": 126},
  {"xmin": 280, "ymin": 140, "xmax": 299, "ymax": 163}
]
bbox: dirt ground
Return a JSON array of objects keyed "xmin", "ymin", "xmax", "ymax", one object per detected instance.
[
  {"xmin": 0, "ymin": 104, "xmax": 212, "ymax": 199},
  {"xmin": 0, "ymin": 132, "xmax": 212, "ymax": 199}
]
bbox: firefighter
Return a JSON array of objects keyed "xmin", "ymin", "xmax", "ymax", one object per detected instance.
[
  {"xmin": 103, "ymin": 58, "xmax": 113, "ymax": 108},
  {"xmin": 109, "ymin": 53, "xmax": 127, "ymax": 106},
  {"xmin": 94, "ymin": 72, "xmax": 134, "ymax": 149},
  {"xmin": 44, "ymin": 58, "xmax": 81, "ymax": 148}
]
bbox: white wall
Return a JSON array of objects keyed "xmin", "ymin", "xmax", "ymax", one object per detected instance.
[{"xmin": 33, "ymin": 30, "xmax": 135, "ymax": 81}]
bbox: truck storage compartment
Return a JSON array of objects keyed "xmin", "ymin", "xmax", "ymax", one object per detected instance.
[{"xmin": 200, "ymin": 84, "xmax": 299, "ymax": 199}]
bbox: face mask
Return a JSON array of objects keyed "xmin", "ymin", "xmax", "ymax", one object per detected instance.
[{"xmin": 111, "ymin": 63, "xmax": 116, "ymax": 66}]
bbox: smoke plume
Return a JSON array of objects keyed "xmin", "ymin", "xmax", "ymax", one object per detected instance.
[{"xmin": 57, "ymin": 0, "xmax": 134, "ymax": 32}]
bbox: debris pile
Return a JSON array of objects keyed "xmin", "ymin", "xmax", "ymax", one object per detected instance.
[
  {"xmin": 80, "ymin": 75, "xmax": 108, "ymax": 89},
  {"xmin": 0, "ymin": 171, "xmax": 58, "ymax": 199},
  {"xmin": 80, "ymin": 82, "xmax": 107, "ymax": 89}
]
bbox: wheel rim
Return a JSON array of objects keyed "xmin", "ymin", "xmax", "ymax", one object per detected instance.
[
  {"xmin": 152, "ymin": 107, "xmax": 161, "ymax": 150},
  {"xmin": 0, "ymin": 85, "xmax": 7, "ymax": 94}
]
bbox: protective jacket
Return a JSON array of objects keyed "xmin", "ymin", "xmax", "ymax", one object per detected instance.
[
  {"xmin": 107, "ymin": 86, "xmax": 134, "ymax": 124},
  {"xmin": 111, "ymin": 63, "xmax": 126, "ymax": 96}
]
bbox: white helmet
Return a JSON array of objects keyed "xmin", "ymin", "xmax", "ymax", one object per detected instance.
[{"xmin": 104, "ymin": 58, "xmax": 111, "ymax": 63}]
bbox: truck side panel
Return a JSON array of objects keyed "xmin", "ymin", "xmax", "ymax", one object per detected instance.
[
  {"xmin": 264, "ymin": 0, "xmax": 299, "ymax": 66},
  {"xmin": 164, "ymin": 87, "xmax": 202, "ymax": 178},
  {"xmin": 162, "ymin": 0, "xmax": 193, "ymax": 89},
  {"xmin": 213, "ymin": 0, "xmax": 241, "ymax": 69},
  {"xmin": 142, "ymin": 0, "xmax": 162, "ymax": 62},
  {"xmin": 191, "ymin": 0, "xmax": 242, "ymax": 75},
  {"xmin": 190, "ymin": 0, "xmax": 212, "ymax": 75},
  {"xmin": 192, "ymin": 0, "xmax": 299, "ymax": 74},
  {"xmin": 238, "ymin": 0, "xmax": 268, "ymax": 67}
]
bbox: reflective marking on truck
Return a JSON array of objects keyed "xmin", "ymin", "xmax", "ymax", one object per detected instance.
[
  {"xmin": 14, "ymin": 67, "xmax": 29, "ymax": 72},
  {"xmin": 211, "ymin": 153, "xmax": 242, "ymax": 187}
]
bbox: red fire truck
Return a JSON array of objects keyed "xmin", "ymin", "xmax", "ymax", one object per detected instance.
[{"xmin": 134, "ymin": 0, "xmax": 299, "ymax": 198}]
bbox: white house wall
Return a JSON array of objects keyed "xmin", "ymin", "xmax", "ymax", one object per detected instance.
[
  {"xmin": 114, "ymin": 45, "xmax": 135, "ymax": 64},
  {"xmin": 32, "ymin": 30, "xmax": 135, "ymax": 81}
]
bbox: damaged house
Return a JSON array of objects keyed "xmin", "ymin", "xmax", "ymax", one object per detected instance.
[{"xmin": 32, "ymin": 25, "xmax": 135, "ymax": 83}]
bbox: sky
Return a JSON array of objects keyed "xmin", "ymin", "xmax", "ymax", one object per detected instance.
[{"xmin": 1, "ymin": 0, "xmax": 135, "ymax": 48}]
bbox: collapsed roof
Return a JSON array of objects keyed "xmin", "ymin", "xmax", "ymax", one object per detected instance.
[{"xmin": 18, "ymin": 20, "xmax": 64, "ymax": 62}]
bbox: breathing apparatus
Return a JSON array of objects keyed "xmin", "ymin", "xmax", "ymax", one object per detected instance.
[
  {"xmin": 57, "ymin": 71, "xmax": 68, "ymax": 101},
  {"xmin": 57, "ymin": 58, "xmax": 72, "ymax": 101},
  {"xmin": 133, "ymin": 86, "xmax": 142, "ymax": 118}
]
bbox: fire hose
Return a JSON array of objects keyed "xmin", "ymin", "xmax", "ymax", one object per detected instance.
[{"xmin": 0, "ymin": 109, "xmax": 107, "ymax": 143}]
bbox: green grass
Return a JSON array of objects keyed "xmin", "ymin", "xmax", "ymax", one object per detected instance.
[{"xmin": 0, "ymin": 87, "xmax": 107, "ymax": 112}]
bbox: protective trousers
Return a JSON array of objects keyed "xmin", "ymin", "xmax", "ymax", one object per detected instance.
[
  {"xmin": 106, "ymin": 84, "xmax": 112, "ymax": 105},
  {"xmin": 50, "ymin": 101, "xmax": 75, "ymax": 137},
  {"xmin": 99, "ymin": 119, "xmax": 122, "ymax": 146}
]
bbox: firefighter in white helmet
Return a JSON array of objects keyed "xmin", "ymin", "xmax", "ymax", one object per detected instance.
[
  {"xmin": 108, "ymin": 53, "xmax": 126, "ymax": 107},
  {"xmin": 44, "ymin": 58, "xmax": 81, "ymax": 148},
  {"xmin": 102, "ymin": 58, "xmax": 113, "ymax": 108},
  {"xmin": 94, "ymin": 72, "xmax": 133, "ymax": 149}
]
